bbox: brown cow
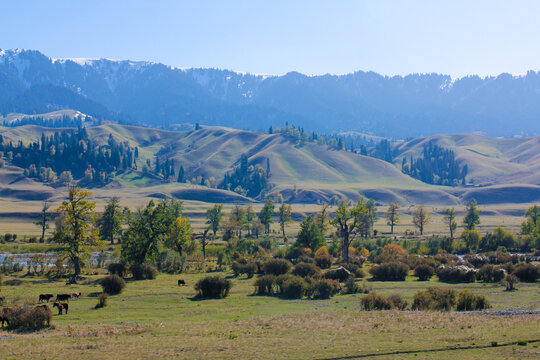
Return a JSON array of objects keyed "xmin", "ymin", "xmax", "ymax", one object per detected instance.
[
  {"xmin": 0, "ymin": 307, "xmax": 13, "ymax": 327},
  {"xmin": 178, "ymin": 279, "xmax": 186, "ymax": 286},
  {"xmin": 53, "ymin": 302, "xmax": 69, "ymax": 315},
  {"xmin": 39, "ymin": 294, "xmax": 54, "ymax": 303},
  {"xmin": 56, "ymin": 294, "xmax": 71, "ymax": 302}
]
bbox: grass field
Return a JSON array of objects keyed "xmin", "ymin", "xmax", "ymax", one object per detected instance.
[{"xmin": 0, "ymin": 270, "xmax": 539, "ymax": 359}]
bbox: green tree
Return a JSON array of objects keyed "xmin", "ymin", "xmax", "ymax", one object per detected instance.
[
  {"xmin": 245, "ymin": 205, "xmax": 256, "ymax": 236},
  {"xmin": 463, "ymin": 200, "xmax": 480, "ymax": 230},
  {"xmin": 385, "ymin": 203, "xmax": 400, "ymax": 234},
  {"xmin": 98, "ymin": 197, "xmax": 124, "ymax": 244},
  {"xmin": 331, "ymin": 198, "xmax": 369, "ymax": 263},
  {"xmin": 462, "ymin": 229, "xmax": 481, "ymax": 253},
  {"xmin": 34, "ymin": 200, "xmax": 50, "ymax": 242},
  {"xmin": 366, "ymin": 198, "xmax": 379, "ymax": 235},
  {"xmin": 278, "ymin": 203, "xmax": 293, "ymax": 240},
  {"xmin": 443, "ymin": 208, "xmax": 457, "ymax": 240},
  {"xmin": 165, "ymin": 216, "xmax": 192, "ymax": 256},
  {"xmin": 314, "ymin": 203, "xmax": 330, "ymax": 235},
  {"xmin": 521, "ymin": 205, "xmax": 540, "ymax": 249},
  {"xmin": 412, "ymin": 205, "xmax": 430, "ymax": 235},
  {"xmin": 259, "ymin": 198, "xmax": 275, "ymax": 234},
  {"xmin": 524, "ymin": 205, "xmax": 540, "ymax": 228},
  {"xmin": 295, "ymin": 215, "xmax": 325, "ymax": 251},
  {"xmin": 121, "ymin": 199, "xmax": 183, "ymax": 264},
  {"xmin": 206, "ymin": 204, "xmax": 224, "ymax": 240},
  {"xmin": 54, "ymin": 187, "xmax": 100, "ymax": 282}
]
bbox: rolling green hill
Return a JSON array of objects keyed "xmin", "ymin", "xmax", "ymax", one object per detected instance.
[{"xmin": 2, "ymin": 122, "xmax": 540, "ymax": 206}]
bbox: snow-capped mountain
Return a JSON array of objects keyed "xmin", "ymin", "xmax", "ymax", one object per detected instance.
[{"xmin": 2, "ymin": 48, "xmax": 540, "ymax": 137}]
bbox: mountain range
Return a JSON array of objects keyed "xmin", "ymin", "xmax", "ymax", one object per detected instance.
[{"xmin": 3, "ymin": 49, "xmax": 540, "ymax": 137}]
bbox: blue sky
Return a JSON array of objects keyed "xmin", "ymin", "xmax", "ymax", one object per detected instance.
[{"xmin": 2, "ymin": 0, "xmax": 540, "ymax": 77}]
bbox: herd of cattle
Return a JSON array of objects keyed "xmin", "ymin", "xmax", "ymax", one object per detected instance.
[{"xmin": 0, "ymin": 292, "xmax": 82, "ymax": 327}]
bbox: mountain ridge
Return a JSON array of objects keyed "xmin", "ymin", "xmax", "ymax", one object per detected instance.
[{"xmin": 2, "ymin": 49, "xmax": 540, "ymax": 137}]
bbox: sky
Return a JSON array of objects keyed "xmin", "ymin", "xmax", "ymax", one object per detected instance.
[{"xmin": 2, "ymin": 0, "xmax": 540, "ymax": 77}]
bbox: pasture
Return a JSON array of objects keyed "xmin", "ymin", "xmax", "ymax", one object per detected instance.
[{"xmin": 0, "ymin": 270, "xmax": 539, "ymax": 359}]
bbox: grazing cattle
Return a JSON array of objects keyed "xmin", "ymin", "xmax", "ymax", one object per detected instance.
[
  {"xmin": 0, "ymin": 307, "xmax": 13, "ymax": 327},
  {"xmin": 39, "ymin": 294, "xmax": 54, "ymax": 303},
  {"xmin": 71, "ymin": 292, "xmax": 82, "ymax": 299},
  {"xmin": 178, "ymin": 279, "xmax": 186, "ymax": 286},
  {"xmin": 0, "ymin": 296, "xmax": 5, "ymax": 305},
  {"xmin": 53, "ymin": 302, "xmax": 69, "ymax": 315},
  {"xmin": 56, "ymin": 294, "xmax": 71, "ymax": 302}
]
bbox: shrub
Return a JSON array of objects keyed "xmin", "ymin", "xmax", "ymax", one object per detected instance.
[
  {"xmin": 369, "ymin": 262, "xmax": 409, "ymax": 281},
  {"xmin": 279, "ymin": 276, "xmax": 306, "ymax": 299},
  {"xmin": 477, "ymin": 265, "xmax": 506, "ymax": 283},
  {"xmin": 100, "ymin": 275, "xmax": 126, "ymax": 295},
  {"xmin": 436, "ymin": 265, "xmax": 477, "ymax": 283},
  {"xmin": 324, "ymin": 266, "xmax": 352, "ymax": 282},
  {"xmin": 232, "ymin": 261, "xmax": 257, "ymax": 278},
  {"xmin": 315, "ymin": 254, "xmax": 333, "ymax": 269},
  {"xmin": 95, "ymin": 293, "xmax": 108, "ymax": 309},
  {"xmin": 456, "ymin": 289, "xmax": 490, "ymax": 311},
  {"xmin": 414, "ymin": 264, "xmax": 435, "ymax": 281},
  {"xmin": 310, "ymin": 279, "xmax": 339, "ymax": 299},
  {"xmin": 195, "ymin": 276, "xmax": 232, "ymax": 298},
  {"xmin": 360, "ymin": 293, "xmax": 393, "ymax": 310},
  {"xmin": 254, "ymin": 275, "xmax": 277, "ymax": 295},
  {"xmin": 297, "ymin": 255, "xmax": 316, "ymax": 265},
  {"xmin": 505, "ymin": 274, "xmax": 519, "ymax": 291},
  {"xmin": 130, "ymin": 263, "xmax": 158, "ymax": 280},
  {"xmin": 292, "ymin": 263, "xmax": 321, "ymax": 278},
  {"xmin": 388, "ymin": 294, "xmax": 408, "ymax": 310},
  {"xmin": 344, "ymin": 277, "xmax": 360, "ymax": 294},
  {"xmin": 6, "ymin": 305, "xmax": 52, "ymax": 330},
  {"xmin": 512, "ymin": 263, "xmax": 539, "ymax": 283},
  {"xmin": 411, "ymin": 287, "xmax": 457, "ymax": 311},
  {"xmin": 340, "ymin": 263, "xmax": 365, "ymax": 278},
  {"xmin": 108, "ymin": 263, "xmax": 129, "ymax": 277},
  {"xmin": 263, "ymin": 259, "xmax": 291, "ymax": 276},
  {"xmin": 157, "ymin": 250, "xmax": 185, "ymax": 274}
]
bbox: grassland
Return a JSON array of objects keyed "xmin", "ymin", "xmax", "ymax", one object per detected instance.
[{"xmin": 0, "ymin": 270, "xmax": 539, "ymax": 360}]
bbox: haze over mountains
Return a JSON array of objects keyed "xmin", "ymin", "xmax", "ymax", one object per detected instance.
[{"xmin": 2, "ymin": 49, "xmax": 540, "ymax": 137}]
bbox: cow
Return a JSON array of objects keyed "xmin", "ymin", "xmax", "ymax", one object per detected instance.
[
  {"xmin": 53, "ymin": 302, "xmax": 69, "ymax": 315},
  {"xmin": 56, "ymin": 294, "xmax": 71, "ymax": 302},
  {"xmin": 39, "ymin": 294, "xmax": 54, "ymax": 303},
  {"xmin": 71, "ymin": 292, "xmax": 82, "ymax": 299},
  {"xmin": 178, "ymin": 279, "xmax": 186, "ymax": 286},
  {"xmin": 0, "ymin": 296, "xmax": 5, "ymax": 306},
  {"xmin": 0, "ymin": 307, "xmax": 13, "ymax": 327}
]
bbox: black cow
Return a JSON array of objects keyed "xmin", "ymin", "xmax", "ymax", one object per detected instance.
[
  {"xmin": 56, "ymin": 294, "xmax": 71, "ymax": 302},
  {"xmin": 39, "ymin": 294, "xmax": 54, "ymax": 303},
  {"xmin": 178, "ymin": 279, "xmax": 186, "ymax": 286}
]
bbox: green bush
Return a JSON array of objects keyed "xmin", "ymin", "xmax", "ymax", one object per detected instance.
[
  {"xmin": 414, "ymin": 264, "xmax": 435, "ymax": 281},
  {"xmin": 157, "ymin": 250, "xmax": 185, "ymax": 274},
  {"xmin": 344, "ymin": 277, "xmax": 360, "ymax": 294},
  {"xmin": 411, "ymin": 287, "xmax": 457, "ymax": 311},
  {"xmin": 310, "ymin": 279, "xmax": 339, "ymax": 299},
  {"xmin": 436, "ymin": 266, "xmax": 476, "ymax": 283},
  {"xmin": 360, "ymin": 293, "xmax": 393, "ymax": 310},
  {"xmin": 512, "ymin": 263, "xmax": 539, "ymax": 283},
  {"xmin": 95, "ymin": 293, "xmax": 108, "ymax": 308},
  {"xmin": 505, "ymin": 274, "xmax": 519, "ymax": 291},
  {"xmin": 108, "ymin": 263, "xmax": 129, "ymax": 277},
  {"xmin": 291, "ymin": 263, "xmax": 321, "ymax": 278},
  {"xmin": 477, "ymin": 264, "xmax": 506, "ymax": 283},
  {"xmin": 315, "ymin": 254, "xmax": 333, "ymax": 269},
  {"xmin": 279, "ymin": 276, "xmax": 306, "ymax": 299},
  {"xmin": 232, "ymin": 261, "xmax": 257, "ymax": 278},
  {"xmin": 195, "ymin": 276, "xmax": 232, "ymax": 298},
  {"xmin": 100, "ymin": 275, "xmax": 126, "ymax": 295},
  {"xmin": 388, "ymin": 294, "xmax": 408, "ymax": 310},
  {"xmin": 5, "ymin": 305, "xmax": 52, "ymax": 330},
  {"xmin": 263, "ymin": 259, "xmax": 292, "ymax": 276},
  {"xmin": 254, "ymin": 275, "xmax": 277, "ymax": 295},
  {"xmin": 340, "ymin": 263, "xmax": 365, "ymax": 278},
  {"xmin": 369, "ymin": 262, "xmax": 409, "ymax": 281},
  {"xmin": 456, "ymin": 289, "xmax": 490, "ymax": 311},
  {"xmin": 324, "ymin": 267, "xmax": 352, "ymax": 282},
  {"xmin": 130, "ymin": 263, "xmax": 158, "ymax": 280}
]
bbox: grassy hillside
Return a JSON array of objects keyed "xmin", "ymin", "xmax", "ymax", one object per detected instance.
[{"xmin": 3, "ymin": 123, "xmax": 540, "ymax": 206}]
